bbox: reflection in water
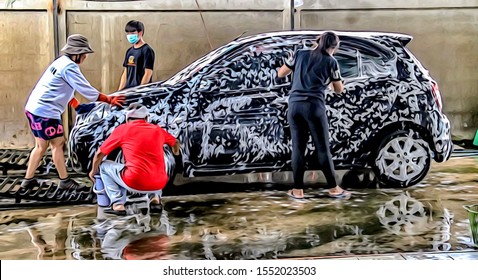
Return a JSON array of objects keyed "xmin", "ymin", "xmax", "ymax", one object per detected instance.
[
  {"xmin": 377, "ymin": 192, "xmax": 431, "ymax": 235},
  {"xmin": 0, "ymin": 158, "xmax": 478, "ymax": 259},
  {"xmin": 376, "ymin": 192, "xmax": 454, "ymax": 251}
]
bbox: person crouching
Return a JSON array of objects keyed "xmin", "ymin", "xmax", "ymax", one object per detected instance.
[{"xmin": 88, "ymin": 103, "xmax": 180, "ymax": 215}]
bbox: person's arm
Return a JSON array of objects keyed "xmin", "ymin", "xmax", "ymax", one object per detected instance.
[
  {"xmin": 63, "ymin": 65, "xmax": 100, "ymax": 102},
  {"xmin": 330, "ymin": 80, "xmax": 344, "ymax": 94},
  {"xmin": 171, "ymin": 140, "xmax": 181, "ymax": 156},
  {"xmin": 278, "ymin": 50, "xmax": 296, "ymax": 78},
  {"xmin": 88, "ymin": 126, "xmax": 124, "ymax": 182},
  {"xmin": 140, "ymin": 69, "xmax": 153, "ymax": 85},
  {"xmin": 330, "ymin": 59, "xmax": 344, "ymax": 94},
  {"xmin": 89, "ymin": 150, "xmax": 106, "ymax": 183},
  {"xmin": 140, "ymin": 47, "xmax": 155, "ymax": 85},
  {"xmin": 118, "ymin": 68, "xmax": 127, "ymax": 91},
  {"xmin": 278, "ymin": 65, "xmax": 292, "ymax": 78},
  {"xmin": 64, "ymin": 64, "xmax": 126, "ymax": 106},
  {"xmin": 161, "ymin": 127, "xmax": 181, "ymax": 156}
]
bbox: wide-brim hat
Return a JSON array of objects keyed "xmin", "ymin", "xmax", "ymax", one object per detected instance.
[
  {"xmin": 126, "ymin": 103, "xmax": 149, "ymax": 120},
  {"xmin": 61, "ymin": 34, "xmax": 94, "ymax": 55}
]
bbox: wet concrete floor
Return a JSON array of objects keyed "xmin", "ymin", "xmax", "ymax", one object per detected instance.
[{"xmin": 0, "ymin": 157, "xmax": 477, "ymax": 260}]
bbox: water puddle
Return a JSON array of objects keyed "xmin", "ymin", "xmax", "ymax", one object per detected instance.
[{"xmin": 0, "ymin": 157, "xmax": 477, "ymax": 259}]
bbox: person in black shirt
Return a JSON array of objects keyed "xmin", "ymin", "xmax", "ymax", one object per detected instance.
[
  {"xmin": 118, "ymin": 20, "xmax": 155, "ymax": 90},
  {"xmin": 278, "ymin": 31, "xmax": 351, "ymax": 199}
]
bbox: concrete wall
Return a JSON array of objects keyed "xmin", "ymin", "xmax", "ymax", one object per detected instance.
[
  {"xmin": 0, "ymin": 0, "xmax": 477, "ymax": 147},
  {"xmin": 0, "ymin": 0, "xmax": 53, "ymax": 148}
]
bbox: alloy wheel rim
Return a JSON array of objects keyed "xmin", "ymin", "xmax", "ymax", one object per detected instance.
[{"xmin": 377, "ymin": 136, "xmax": 429, "ymax": 182}]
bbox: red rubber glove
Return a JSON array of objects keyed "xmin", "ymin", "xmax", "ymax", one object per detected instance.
[
  {"xmin": 68, "ymin": 97, "xmax": 80, "ymax": 109},
  {"xmin": 68, "ymin": 97, "xmax": 96, "ymax": 114},
  {"xmin": 97, "ymin": 93, "xmax": 126, "ymax": 107}
]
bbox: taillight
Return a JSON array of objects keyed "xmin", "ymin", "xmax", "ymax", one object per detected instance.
[{"xmin": 431, "ymin": 82, "xmax": 443, "ymax": 111}]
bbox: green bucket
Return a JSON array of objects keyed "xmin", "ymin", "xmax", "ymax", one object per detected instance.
[
  {"xmin": 463, "ymin": 204, "xmax": 478, "ymax": 245},
  {"xmin": 473, "ymin": 130, "xmax": 478, "ymax": 146}
]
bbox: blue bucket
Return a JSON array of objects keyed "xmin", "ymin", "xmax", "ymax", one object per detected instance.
[{"xmin": 93, "ymin": 175, "xmax": 110, "ymax": 207}]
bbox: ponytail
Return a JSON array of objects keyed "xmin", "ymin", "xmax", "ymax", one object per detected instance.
[{"xmin": 312, "ymin": 31, "xmax": 339, "ymax": 57}]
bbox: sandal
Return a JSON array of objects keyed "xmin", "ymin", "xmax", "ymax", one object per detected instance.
[
  {"xmin": 149, "ymin": 203, "xmax": 163, "ymax": 213},
  {"xmin": 103, "ymin": 208, "xmax": 127, "ymax": 216},
  {"xmin": 328, "ymin": 190, "xmax": 351, "ymax": 199},
  {"xmin": 287, "ymin": 189, "xmax": 305, "ymax": 199}
]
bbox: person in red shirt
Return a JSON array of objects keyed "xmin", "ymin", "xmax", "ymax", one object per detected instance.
[{"xmin": 89, "ymin": 103, "xmax": 180, "ymax": 215}]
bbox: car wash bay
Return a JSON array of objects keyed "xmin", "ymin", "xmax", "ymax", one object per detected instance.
[{"xmin": 1, "ymin": 0, "xmax": 478, "ymax": 260}]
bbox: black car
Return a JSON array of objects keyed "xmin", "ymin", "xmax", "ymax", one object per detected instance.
[{"xmin": 69, "ymin": 30, "xmax": 453, "ymax": 188}]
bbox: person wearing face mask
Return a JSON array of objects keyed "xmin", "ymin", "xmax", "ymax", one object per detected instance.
[
  {"xmin": 118, "ymin": 20, "xmax": 156, "ymax": 91},
  {"xmin": 22, "ymin": 34, "xmax": 126, "ymax": 191}
]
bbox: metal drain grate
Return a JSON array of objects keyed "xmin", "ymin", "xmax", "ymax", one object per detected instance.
[
  {"xmin": 0, "ymin": 175, "xmax": 94, "ymax": 204},
  {"xmin": 0, "ymin": 149, "xmax": 80, "ymax": 175}
]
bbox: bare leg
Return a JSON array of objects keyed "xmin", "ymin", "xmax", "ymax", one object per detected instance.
[
  {"xmin": 25, "ymin": 137, "xmax": 48, "ymax": 179},
  {"xmin": 49, "ymin": 137, "xmax": 68, "ymax": 179}
]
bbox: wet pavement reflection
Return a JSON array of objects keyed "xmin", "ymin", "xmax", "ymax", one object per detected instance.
[{"xmin": 0, "ymin": 157, "xmax": 477, "ymax": 260}]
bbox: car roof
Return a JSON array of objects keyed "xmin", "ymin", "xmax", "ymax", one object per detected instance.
[
  {"xmin": 232, "ymin": 30, "xmax": 413, "ymax": 46},
  {"xmin": 165, "ymin": 30, "xmax": 412, "ymax": 85}
]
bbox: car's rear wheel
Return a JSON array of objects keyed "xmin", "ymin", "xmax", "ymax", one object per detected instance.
[{"xmin": 372, "ymin": 129, "xmax": 431, "ymax": 188}]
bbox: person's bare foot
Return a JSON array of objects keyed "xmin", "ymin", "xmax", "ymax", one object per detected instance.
[
  {"xmin": 328, "ymin": 186, "xmax": 351, "ymax": 199},
  {"xmin": 150, "ymin": 195, "xmax": 161, "ymax": 205},
  {"xmin": 149, "ymin": 195, "xmax": 163, "ymax": 213},
  {"xmin": 287, "ymin": 188, "xmax": 304, "ymax": 199},
  {"xmin": 112, "ymin": 204, "xmax": 125, "ymax": 211}
]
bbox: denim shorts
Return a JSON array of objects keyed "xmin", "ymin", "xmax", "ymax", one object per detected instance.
[{"xmin": 25, "ymin": 111, "xmax": 64, "ymax": 140}]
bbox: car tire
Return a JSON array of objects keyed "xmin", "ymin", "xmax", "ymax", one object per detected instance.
[
  {"xmin": 163, "ymin": 145, "xmax": 177, "ymax": 187},
  {"xmin": 372, "ymin": 129, "xmax": 431, "ymax": 188}
]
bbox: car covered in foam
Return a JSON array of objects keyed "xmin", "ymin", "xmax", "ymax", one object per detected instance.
[{"xmin": 69, "ymin": 30, "xmax": 452, "ymax": 188}]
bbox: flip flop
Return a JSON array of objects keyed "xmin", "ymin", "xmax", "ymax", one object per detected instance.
[
  {"xmin": 328, "ymin": 190, "xmax": 351, "ymax": 199},
  {"xmin": 103, "ymin": 208, "xmax": 127, "ymax": 216},
  {"xmin": 287, "ymin": 190, "xmax": 305, "ymax": 200},
  {"xmin": 149, "ymin": 203, "xmax": 163, "ymax": 213}
]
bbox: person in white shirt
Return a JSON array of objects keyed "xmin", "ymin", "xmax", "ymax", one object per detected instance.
[{"xmin": 23, "ymin": 34, "xmax": 125, "ymax": 191}]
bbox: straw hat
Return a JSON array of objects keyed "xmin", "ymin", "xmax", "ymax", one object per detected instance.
[{"xmin": 61, "ymin": 34, "xmax": 94, "ymax": 55}]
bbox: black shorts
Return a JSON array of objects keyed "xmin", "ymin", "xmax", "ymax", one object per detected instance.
[{"xmin": 25, "ymin": 111, "xmax": 64, "ymax": 140}]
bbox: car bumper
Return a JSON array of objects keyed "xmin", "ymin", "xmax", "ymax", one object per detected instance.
[{"xmin": 429, "ymin": 110, "xmax": 453, "ymax": 162}]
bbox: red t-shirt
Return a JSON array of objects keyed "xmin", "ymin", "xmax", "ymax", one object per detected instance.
[{"xmin": 99, "ymin": 120, "xmax": 176, "ymax": 191}]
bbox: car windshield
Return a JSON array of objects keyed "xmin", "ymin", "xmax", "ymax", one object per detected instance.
[{"xmin": 164, "ymin": 42, "xmax": 238, "ymax": 86}]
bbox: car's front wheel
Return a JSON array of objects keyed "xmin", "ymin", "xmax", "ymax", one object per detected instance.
[
  {"xmin": 163, "ymin": 145, "xmax": 177, "ymax": 187},
  {"xmin": 373, "ymin": 130, "xmax": 431, "ymax": 188}
]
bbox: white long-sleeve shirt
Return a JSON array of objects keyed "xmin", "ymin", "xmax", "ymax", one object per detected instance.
[{"xmin": 25, "ymin": 55, "xmax": 100, "ymax": 119}]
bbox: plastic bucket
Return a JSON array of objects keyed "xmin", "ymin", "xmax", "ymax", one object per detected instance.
[
  {"xmin": 93, "ymin": 175, "xmax": 110, "ymax": 207},
  {"xmin": 473, "ymin": 130, "xmax": 478, "ymax": 147},
  {"xmin": 463, "ymin": 204, "xmax": 478, "ymax": 245}
]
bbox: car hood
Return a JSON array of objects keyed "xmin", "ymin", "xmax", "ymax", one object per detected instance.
[{"xmin": 69, "ymin": 82, "xmax": 187, "ymax": 172}]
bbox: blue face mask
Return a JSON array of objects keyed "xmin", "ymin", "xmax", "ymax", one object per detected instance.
[{"xmin": 127, "ymin": 34, "xmax": 139, "ymax": 44}]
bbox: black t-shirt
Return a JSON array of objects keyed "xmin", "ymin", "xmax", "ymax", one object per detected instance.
[
  {"xmin": 285, "ymin": 49, "xmax": 342, "ymax": 104},
  {"xmin": 123, "ymin": 43, "xmax": 155, "ymax": 89}
]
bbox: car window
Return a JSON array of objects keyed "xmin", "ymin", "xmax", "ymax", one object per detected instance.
[
  {"xmin": 359, "ymin": 50, "xmax": 397, "ymax": 78},
  {"xmin": 335, "ymin": 50, "xmax": 359, "ymax": 78},
  {"xmin": 348, "ymin": 37, "xmax": 397, "ymax": 78},
  {"xmin": 164, "ymin": 44, "xmax": 237, "ymax": 85},
  {"xmin": 299, "ymin": 38, "xmax": 359, "ymax": 79},
  {"xmin": 200, "ymin": 40, "xmax": 296, "ymax": 91}
]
